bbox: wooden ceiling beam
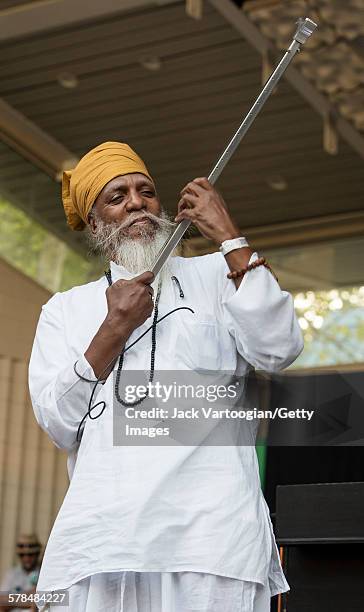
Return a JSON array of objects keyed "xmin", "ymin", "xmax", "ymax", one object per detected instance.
[
  {"xmin": 0, "ymin": 97, "xmax": 77, "ymax": 180},
  {"xmin": 186, "ymin": 0, "xmax": 203, "ymax": 20},
  {"xmin": 185, "ymin": 210, "xmax": 364, "ymax": 254},
  {"xmin": 209, "ymin": 0, "xmax": 364, "ymax": 162},
  {"xmin": 0, "ymin": 0, "xmax": 179, "ymax": 42},
  {"xmin": 243, "ymin": 0, "xmax": 282, "ymax": 11}
]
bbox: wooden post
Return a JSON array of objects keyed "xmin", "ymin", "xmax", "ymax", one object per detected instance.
[{"xmin": 186, "ymin": 0, "xmax": 203, "ymax": 20}]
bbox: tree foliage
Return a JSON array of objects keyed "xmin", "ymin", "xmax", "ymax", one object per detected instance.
[{"xmin": 0, "ymin": 198, "xmax": 103, "ymax": 292}]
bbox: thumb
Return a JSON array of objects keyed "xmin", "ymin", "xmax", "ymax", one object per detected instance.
[{"xmin": 134, "ymin": 270, "xmax": 155, "ymax": 285}]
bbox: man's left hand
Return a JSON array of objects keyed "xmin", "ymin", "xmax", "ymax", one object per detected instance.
[{"xmin": 174, "ymin": 177, "xmax": 240, "ymax": 245}]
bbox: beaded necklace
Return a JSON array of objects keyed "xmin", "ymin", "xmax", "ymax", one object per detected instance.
[
  {"xmin": 75, "ymin": 270, "xmax": 193, "ymax": 442},
  {"xmin": 104, "ymin": 268, "xmax": 161, "ymax": 407}
]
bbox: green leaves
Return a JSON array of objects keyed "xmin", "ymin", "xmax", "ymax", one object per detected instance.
[{"xmin": 0, "ymin": 198, "xmax": 103, "ymax": 293}]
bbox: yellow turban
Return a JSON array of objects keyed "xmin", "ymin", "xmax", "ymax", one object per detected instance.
[{"xmin": 62, "ymin": 141, "xmax": 153, "ymax": 231}]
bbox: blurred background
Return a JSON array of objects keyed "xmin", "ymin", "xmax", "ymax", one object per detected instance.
[{"xmin": 0, "ymin": 0, "xmax": 363, "ymax": 593}]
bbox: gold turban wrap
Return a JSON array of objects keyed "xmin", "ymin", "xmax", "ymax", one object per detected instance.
[{"xmin": 62, "ymin": 141, "xmax": 153, "ymax": 231}]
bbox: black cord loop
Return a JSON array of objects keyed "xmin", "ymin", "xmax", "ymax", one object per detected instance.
[{"xmin": 74, "ymin": 269, "xmax": 193, "ymax": 442}]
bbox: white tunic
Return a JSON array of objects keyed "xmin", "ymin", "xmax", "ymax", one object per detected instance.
[
  {"xmin": 42, "ymin": 571, "xmax": 271, "ymax": 612},
  {"xmin": 28, "ymin": 251, "xmax": 303, "ymax": 599}
]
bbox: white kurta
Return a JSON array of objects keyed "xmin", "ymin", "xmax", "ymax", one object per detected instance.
[
  {"xmin": 28, "ymin": 251, "xmax": 303, "ymax": 601},
  {"xmin": 42, "ymin": 571, "xmax": 271, "ymax": 612}
]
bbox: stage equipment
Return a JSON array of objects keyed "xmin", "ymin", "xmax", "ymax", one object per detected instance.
[{"xmin": 276, "ymin": 482, "xmax": 364, "ymax": 611}]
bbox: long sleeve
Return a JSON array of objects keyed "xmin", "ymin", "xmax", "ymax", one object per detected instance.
[
  {"xmin": 28, "ymin": 292, "xmax": 102, "ymax": 451},
  {"xmin": 219, "ymin": 252, "xmax": 304, "ymax": 372}
]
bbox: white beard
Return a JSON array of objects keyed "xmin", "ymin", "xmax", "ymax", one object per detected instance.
[{"xmin": 86, "ymin": 208, "xmax": 180, "ymax": 290}]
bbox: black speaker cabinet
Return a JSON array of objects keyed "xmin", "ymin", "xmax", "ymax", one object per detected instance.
[{"xmin": 276, "ymin": 483, "xmax": 364, "ymax": 611}]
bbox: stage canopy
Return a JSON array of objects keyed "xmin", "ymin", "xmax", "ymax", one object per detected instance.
[{"xmin": 0, "ymin": 0, "xmax": 363, "ymax": 292}]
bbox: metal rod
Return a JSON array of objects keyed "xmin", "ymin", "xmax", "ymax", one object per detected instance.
[{"xmin": 151, "ymin": 17, "xmax": 317, "ymax": 277}]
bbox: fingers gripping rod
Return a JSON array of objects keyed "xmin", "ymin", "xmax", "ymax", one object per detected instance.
[{"xmin": 151, "ymin": 17, "xmax": 317, "ymax": 277}]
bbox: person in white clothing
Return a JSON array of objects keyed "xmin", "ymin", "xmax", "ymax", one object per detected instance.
[{"xmin": 28, "ymin": 142, "xmax": 303, "ymax": 611}]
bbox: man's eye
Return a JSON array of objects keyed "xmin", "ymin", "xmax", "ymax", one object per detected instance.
[
  {"xmin": 111, "ymin": 195, "xmax": 123, "ymax": 203},
  {"xmin": 142, "ymin": 191, "xmax": 155, "ymax": 197}
]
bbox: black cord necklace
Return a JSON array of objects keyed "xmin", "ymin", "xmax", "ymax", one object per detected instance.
[
  {"xmin": 74, "ymin": 269, "xmax": 194, "ymax": 442},
  {"xmin": 105, "ymin": 268, "xmax": 161, "ymax": 407}
]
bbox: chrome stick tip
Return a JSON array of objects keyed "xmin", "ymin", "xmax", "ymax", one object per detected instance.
[{"xmin": 294, "ymin": 17, "xmax": 318, "ymax": 44}]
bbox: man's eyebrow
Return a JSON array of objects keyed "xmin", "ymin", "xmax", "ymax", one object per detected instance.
[{"xmin": 107, "ymin": 180, "xmax": 155, "ymax": 195}]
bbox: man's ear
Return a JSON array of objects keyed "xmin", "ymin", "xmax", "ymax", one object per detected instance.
[{"xmin": 88, "ymin": 209, "xmax": 97, "ymax": 233}]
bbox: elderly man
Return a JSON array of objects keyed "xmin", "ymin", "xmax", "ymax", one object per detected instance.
[{"xmin": 28, "ymin": 142, "xmax": 303, "ymax": 612}]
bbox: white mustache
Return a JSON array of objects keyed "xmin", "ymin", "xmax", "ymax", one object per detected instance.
[
  {"xmin": 86, "ymin": 207, "xmax": 182, "ymax": 278},
  {"xmin": 92, "ymin": 210, "xmax": 176, "ymax": 251},
  {"xmin": 121, "ymin": 211, "xmax": 156, "ymax": 229}
]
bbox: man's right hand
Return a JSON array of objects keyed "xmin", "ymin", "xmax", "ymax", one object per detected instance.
[
  {"xmin": 105, "ymin": 271, "xmax": 155, "ymax": 336},
  {"xmin": 84, "ymin": 271, "xmax": 155, "ymax": 380}
]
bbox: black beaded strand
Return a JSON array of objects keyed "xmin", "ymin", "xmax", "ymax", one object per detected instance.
[
  {"xmin": 104, "ymin": 268, "xmax": 161, "ymax": 407},
  {"xmin": 74, "ymin": 271, "xmax": 193, "ymax": 442}
]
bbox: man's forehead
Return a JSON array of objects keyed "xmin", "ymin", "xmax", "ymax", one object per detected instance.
[{"xmin": 103, "ymin": 173, "xmax": 154, "ymax": 194}]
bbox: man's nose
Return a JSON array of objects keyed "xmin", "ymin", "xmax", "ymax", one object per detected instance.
[{"xmin": 125, "ymin": 190, "xmax": 146, "ymax": 211}]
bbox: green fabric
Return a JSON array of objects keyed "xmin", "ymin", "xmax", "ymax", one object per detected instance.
[{"xmin": 256, "ymin": 443, "xmax": 267, "ymax": 488}]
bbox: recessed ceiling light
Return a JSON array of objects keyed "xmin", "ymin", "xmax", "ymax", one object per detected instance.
[
  {"xmin": 267, "ymin": 175, "xmax": 288, "ymax": 191},
  {"xmin": 57, "ymin": 72, "xmax": 79, "ymax": 89},
  {"xmin": 140, "ymin": 56, "xmax": 162, "ymax": 71}
]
